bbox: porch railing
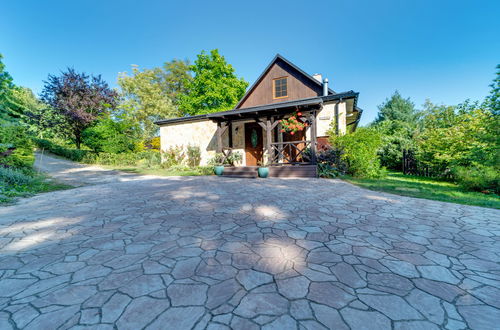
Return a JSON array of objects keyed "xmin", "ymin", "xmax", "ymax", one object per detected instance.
[{"xmin": 269, "ymin": 140, "xmax": 314, "ymax": 165}]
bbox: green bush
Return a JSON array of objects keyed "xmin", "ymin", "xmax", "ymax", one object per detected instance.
[
  {"xmin": 186, "ymin": 145, "xmax": 201, "ymax": 167},
  {"xmin": 452, "ymin": 164, "xmax": 500, "ymax": 194},
  {"xmin": 34, "ymin": 138, "xmax": 89, "ymax": 161},
  {"xmin": 330, "ymin": 127, "xmax": 386, "ymax": 178},
  {"xmin": 0, "ymin": 166, "xmax": 36, "ymax": 187},
  {"xmin": 83, "ymin": 150, "xmax": 161, "ymax": 168},
  {"xmin": 82, "ymin": 118, "xmax": 142, "ymax": 154},
  {"xmin": 0, "ymin": 125, "xmax": 35, "ymax": 168},
  {"xmin": 161, "ymin": 146, "xmax": 185, "ymax": 168}
]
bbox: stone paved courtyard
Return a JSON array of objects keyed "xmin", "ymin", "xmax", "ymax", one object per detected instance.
[{"xmin": 1, "ymin": 168, "xmax": 499, "ymax": 329}]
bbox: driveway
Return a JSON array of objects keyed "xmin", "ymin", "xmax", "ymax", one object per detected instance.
[{"xmin": 0, "ymin": 157, "xmax": 499, "ymax": 329}]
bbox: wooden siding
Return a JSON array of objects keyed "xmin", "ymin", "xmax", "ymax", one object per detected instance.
[{"xmin": 236, "ymin": 58, "xmax": 323, "ymax": 109}]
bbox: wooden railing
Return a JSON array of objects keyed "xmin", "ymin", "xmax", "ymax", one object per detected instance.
[{"xmin": 269, "ymin": 140, "xmax": 314, "ymax": 165}]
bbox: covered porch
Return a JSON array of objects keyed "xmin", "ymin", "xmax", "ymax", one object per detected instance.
[{"xmin": 207, "ymin": 98, "xmax": 323, "ymax": 177}]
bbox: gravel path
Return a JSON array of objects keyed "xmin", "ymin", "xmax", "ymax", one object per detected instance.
[{"xmin": 1, "ymin": 154, "xmax": 499, "ymax": 329}]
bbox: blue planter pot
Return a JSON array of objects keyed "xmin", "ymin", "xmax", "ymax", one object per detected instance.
[
  {"xmin": 258, "ymin": 167, "xmax": 269, "ymax": 178},
  {"xmin": 214, "ymin": 166, "xmax": 224, "ymax": 176}
]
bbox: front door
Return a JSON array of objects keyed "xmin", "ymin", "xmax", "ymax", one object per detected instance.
[{"xmin": 244, "ymin": 123, "xmax": 263, "ymax": 166}]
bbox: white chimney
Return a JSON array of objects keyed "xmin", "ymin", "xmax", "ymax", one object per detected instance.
[
  {"xmin": 323, "ymin": 78, "xmax": 329, "ymax": 96},
  {"xmin": 312, "ymin": 73, "xmax": 322, "ymax": 82}
]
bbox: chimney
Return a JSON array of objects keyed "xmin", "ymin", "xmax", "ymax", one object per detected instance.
[
  {"xmin": 322, "ymin": 78, "xmax": 329, "ymax": 96},
  {"xmin": 312, "ymin": 73, "xmax": 322, "ymax": 82}
]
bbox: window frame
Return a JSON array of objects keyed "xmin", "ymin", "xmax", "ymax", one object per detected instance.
[{"xmin": 272, "ymin": 76, "xmax": 289, "ymax": 99}]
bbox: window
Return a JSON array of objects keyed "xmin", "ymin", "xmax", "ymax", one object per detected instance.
[{"xmin": 273, "ymin": 77, "xmax": 288, "ymax": 99}]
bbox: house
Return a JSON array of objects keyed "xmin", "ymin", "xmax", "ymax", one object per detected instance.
[{"xmin": 156, "ymin": 54, "xmax": 362, "ymax": 177}]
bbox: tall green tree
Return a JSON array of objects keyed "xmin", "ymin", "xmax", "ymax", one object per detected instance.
[
  {"xmin": 41, "ymin": 68, "xmax": 117, "ymax": 149},
  {"xmin": 487, "ymin": 64, "xmax": 500, "ymax": 114},
  {"xmin": 118, "ymin": 65, "xmax": 178, "ymax": 138},
  {"xmin": 374, "ymin": 91, "xmax": 418, "ymax": 124},
  {"xmin": 0, "ymin": 53, "xmax": 16, "ymax": 123},
  {"xmin": 158, "ymin": 59, "xmax": 193, "ymax": 106},
  {"xmin": 179, "ymin": 49, "xmax": 248, "ymax": 115}
]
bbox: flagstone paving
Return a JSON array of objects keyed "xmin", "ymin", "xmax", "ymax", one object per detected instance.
[{"xmin": 0, "ymin": 171, "xmax": 499, "ymax": 329}]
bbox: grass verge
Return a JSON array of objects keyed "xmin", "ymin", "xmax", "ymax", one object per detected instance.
[
  {"xmin": 102, "ymin": 165, "xmax": 213, "ymax": 177},
  {"xmin": 343, "ymin": 171, "xmax": 500, "ymax": 209}
]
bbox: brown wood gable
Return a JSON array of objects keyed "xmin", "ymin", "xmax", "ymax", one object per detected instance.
[{"xmin": 235, "ymin": 56, "xmax": 326, "ymax": 109}]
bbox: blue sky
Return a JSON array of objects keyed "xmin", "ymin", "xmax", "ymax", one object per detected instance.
[{"xmin": 1, "ymin": 0, "xmax": 499, "ymax": 125}]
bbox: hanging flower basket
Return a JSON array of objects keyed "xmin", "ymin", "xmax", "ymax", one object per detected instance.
[{"xmin": 280, "ymin": 111, "xmax": 308, "ymax": 135}]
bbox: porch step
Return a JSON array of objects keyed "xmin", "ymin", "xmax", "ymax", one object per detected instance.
[
  {"xmin": 221, "ymin": 167, "xmax": 258, "ymax": 178},
  {"xmin": 268, "ymin": 165, "xmax": 317, "ymax": 178}
]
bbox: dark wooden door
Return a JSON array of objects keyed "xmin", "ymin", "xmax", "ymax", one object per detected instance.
[{"xmin": 244, "ymin": 123, "xmax": 263, "ymax": 166}]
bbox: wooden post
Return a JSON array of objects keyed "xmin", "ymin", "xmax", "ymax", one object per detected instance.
[
  {"xmin": 266, "ymin": 118, "xmax": 272, "ymax": 165},
  {"xmin": 310, "ymin": 111, "xmax": 317, "ymax": 165},
  {"xmin": 216, "ymin": 122, "xmax": 228, "ymax": 153}
]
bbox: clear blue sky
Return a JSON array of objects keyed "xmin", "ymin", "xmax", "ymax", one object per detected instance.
[{"xmin": 2, "ymin": 0, "xmax": 499, "ymax": 125}]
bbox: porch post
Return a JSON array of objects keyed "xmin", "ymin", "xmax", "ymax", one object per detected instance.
[
  {"xmin": 310, "ymin": 111, "xmax": 317, "ymax": 165},
  {"xmin": 216, "ymin": 122, "xmax": 228, "ymax": 153},
  {"xmin": 266, "ymin": 118, "xmax": 272, "ymax": 165}
]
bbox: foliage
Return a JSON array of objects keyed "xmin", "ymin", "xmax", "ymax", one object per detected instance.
[
  {"xmin": 40, "ymin": 68, "xmax": 118, "ymax": 148},
  {"xmin": 373, "ymin": 91, "xmax": 419, "ymax": 124},
  {"xmin": 0, "ymin": 125, "xmax": 34, "ymax": 168},
  {"xmin": 452, "ymin": 164, "xmax": 499, "ymax": 194},
  {"xmin": 487, "ymin": 64, "xmax": 500, "ymax": 115},
  {"xmin": 118, "ymin": 65, "xmax": 178, "ymax": 138},
  {"xmin": 417, "ymin": 100, "xmax": 499, "ymax": 173},
  {"xmin": 161, "ymin": 146, "xmax": 185, "ymax": 168},
  {"xmin": 330, "ymin": 127, "xmax": 386, "ymax": 178},
  {"xmin": 83, "ymin": 150, "xmax": 161, "ymax": 168},
  {"xmin": 374, "ymin": 120, "xmax": 418, "ymax": 170},
  {"xmin": 280, "ymin": 111, "xmax": 307, "ymax": 134},
  {"xmin": 82, "ymin": 116, "xmax": 142, "ymax": 153},
  {"xmin": 186, "ymin": 144, "xmax": 201, "ymax": 167},
  {"xmin": 0, "ymin": 166, "xmax": 70, "ymax": 205},
  {"xmin": 208, "ymin": 151, "xmax": 242, "ymax": 166},
  {"xmin": 147, "ymin": 137, "xmax": 161, "ymax": 150},
  {"xmin": 346, "ymin": 171, "xmax": 500, "ymax": 209},
  {"xmin": 158, "ymin": 59, "xmax": 193, "ymax": 107},
  {"xmin": 178, "ymin": 49, "xmax": 248, "ymax": 115},
  {"xmin": 34, "ymin": 138, "xmax": 89, "ymax": 162}
]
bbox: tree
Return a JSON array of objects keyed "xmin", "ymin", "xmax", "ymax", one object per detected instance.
[
  {"xmin": 41, "ymin": 68, "xmax": 118, "ymax": 149},
  {"xmin": 374, "ymin": 91, "xmax": 418, "ymax": 124},
  {"xmin": 178, "ymin": 49, "xmax": 248, "ymax": 115},
  {"xmin": 487, "ymin": 64, "xmax": 500, "ymax": 115},
  {"xmin": 118, "ymin": 65, "xmax": 178, "ymax": 138},
  {"xmin": 0, "ymin": 53, "xmax": 16, "ymax": 123},
  {"xmin": 158, "ymin": 59, "xmax": 192, "ymax": 106}
]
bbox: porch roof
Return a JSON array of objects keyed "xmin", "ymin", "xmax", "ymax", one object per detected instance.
[{"xmin": 155, "ymin": 90, "xmax": 359, "ymax": 126}]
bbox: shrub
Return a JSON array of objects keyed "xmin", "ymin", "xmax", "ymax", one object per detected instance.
[
  {"xmin": 208, "ymin": 151, "xmax": 242, "ymax": 166},
  {"xmin": 82, "ymin": 150, "xmax": 161, "ymax": 168},
  {"xmin": 330, "ymin": 127, "xmax": 386, "ymax": 178},
  {"xmin": 0, "ymin": 125, "xmax": 35, "ymax": 168},
  {"xmin": 82, "ymin": 118, "xmax": 142, "ymax": 154},
  {"xmin": 34, "ymin": 138, "xmax": 89, "ymax": 161},
  {"xmin": 186, "ymin": 145, "xmax": 201, "ymax": 167},
  {"xmin": 161, "ymin": 146, "xmax": 185, "ymax": 168},
  {"xmin": 452, "ymin": 164, "xmax": 500, "ymax": 194},
  {"xmin": 0, "ymin": 166, "xmax": 36, "ymax": 187}
]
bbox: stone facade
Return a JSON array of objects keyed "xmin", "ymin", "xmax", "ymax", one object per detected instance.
[{"xmin": 159, "ymin": 100, "xmax": 348, "ymax": 166}]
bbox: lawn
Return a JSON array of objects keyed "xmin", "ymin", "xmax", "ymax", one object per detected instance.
[
  {"xmin": 102, "ymin": 165, "xmax": 213, "ymax": 177},
  {"xmin": 0, "ymin": 172, "xmax": 72, "ymax": 205},
  {"xmin": 344, "ymin": 171, "xmax": 500, "ymax": 209}
]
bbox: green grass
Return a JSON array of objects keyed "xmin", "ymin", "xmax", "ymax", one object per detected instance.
[
  {"xmin": 0, "ymin": 172, "xmax": 72, "ymax": 205},
  {"xmin": 102, "ymin": 165, "xmax": 214, "ymax": 177},
  {"xmin": 344, "ymin": 171, "xmax": 500, "ymax": 209}
]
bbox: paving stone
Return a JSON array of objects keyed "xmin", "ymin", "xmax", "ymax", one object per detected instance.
[
  {"xmin": 146, "ymin": 307, "xmax": 205, "ymax": 329},
  {"xmin": 233, "ymin": 293, "xmax": 288, "ymax": 318},
  {"xmin": 116, "ymin": 296, "xmax": 169, "ymax": 330},
  {"xmin": 341, "ymin": 307, "xmax": 391, "ymax": 330},
  {"xmin": 457, "ymin": 305, "xmax": 500, "ymax": 330},
  {"xmin": 167, "ymin": 283, "xmax": 208, "ymax": 306},
  {"xmin": 311, "ymin": 303, "xmax": 349, "ymax": 329},
  {"xmin": 1, "ymin": 159, "xmax": 499, "ymax": 329},
  {"xmin": 236, "ymin": 269, "xmax": 273, "ymax": 290},
  {"xmin": 359, "ymin": 294, "xmax": 422, "ymax": 320},
  {"xmin": 101, "ymin": 293, "xmax": 132, "ymax": 323},
  {"xmin": 418, "ymin": 265, "xmax": 460, "ymax": 284},
  {"xmin": 276, "ymin": 276, "xmax": 310, "ymax": 299},
  {"xmin": 307, "ymin": 282, "xmax": 354, "ymax": 308}
]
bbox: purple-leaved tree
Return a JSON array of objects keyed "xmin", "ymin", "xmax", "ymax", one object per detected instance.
[{"xmin": 41, "ymin": 68, "xmax": 118, "ymax": 148}]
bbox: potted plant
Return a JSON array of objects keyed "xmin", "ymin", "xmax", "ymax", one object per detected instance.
[
  {"xmin": 209, "ymin": 153, "xmax": 225, "ymax": 176},
  {"xmin": 257, "ymin": 160, "xmax": 269, "ymax": 178}
]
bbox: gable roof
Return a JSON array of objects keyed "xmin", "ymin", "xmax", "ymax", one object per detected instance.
[{"xmin": 234, "ymin": 54, "xmax": 335, "ymax": 109}]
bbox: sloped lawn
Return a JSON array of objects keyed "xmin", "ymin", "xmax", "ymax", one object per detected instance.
[{"xmin": 344, "ymin": 171, "xmax": 500, "ymax": 209}]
